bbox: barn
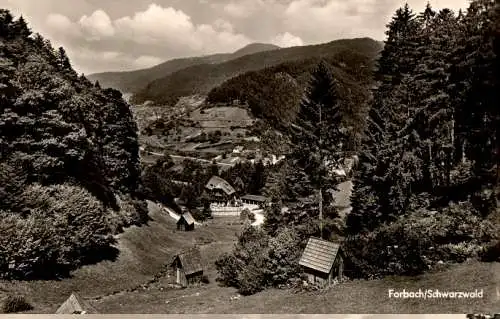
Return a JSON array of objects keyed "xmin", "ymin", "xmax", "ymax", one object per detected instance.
[
  {"xmin": 170, "ymin": 248, "xmax": 204, "ymax": 287},
  {"xmin": 177, "ymin": 212, "xmax": 195, "ymax": 231},
  {"xmin": 299, "ymin": 237, "xmax": 344, "ymax": 286}
]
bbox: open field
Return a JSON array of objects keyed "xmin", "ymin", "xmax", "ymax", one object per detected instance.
[
  {"xmin": 1, "ymin": 199, "xmax": 498, "ymax": 314},
  {"xmin": 93, "ymin": 261, "xmax": 500, "ymax": 314}
]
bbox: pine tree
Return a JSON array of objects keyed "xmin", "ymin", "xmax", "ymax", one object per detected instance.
[
  {"xmin": 348, "ymin": 4, "xmax": 421, "ymax": 234},
  {"xmin": 12, "ymin": 16, "xmax": 31, "ymax": 38}
]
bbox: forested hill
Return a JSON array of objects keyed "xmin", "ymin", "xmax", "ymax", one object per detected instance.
[
  {"xmin": 206, "ymin": 48, "xmax": 375, "ymax": 135},
  {"xmin": 0, "ymin": 10, "xmax": 147, "ymax": 280},
  {"xmin": 87, "ymin": 43, "xmax": 280, "ymax": 94},
  {"xmin": 130, "ymin": 37, "xmax": 382, "ymax": 106}
]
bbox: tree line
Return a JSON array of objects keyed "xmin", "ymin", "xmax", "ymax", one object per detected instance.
[{"xmin": 0, "ymin": 10, "xmax": 147, "ymax": 279}]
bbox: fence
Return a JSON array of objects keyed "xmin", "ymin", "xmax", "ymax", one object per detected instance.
[{"xmin": 210, "ymin": 206, "xmax": 243, "ymax": 217}]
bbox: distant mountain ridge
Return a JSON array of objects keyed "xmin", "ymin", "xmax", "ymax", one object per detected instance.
[
  {"xmin": 131, "ymin": 37, "xmax": 383, "ymax": 106},
  {"xmin": 87, "ymin": 43, "xmax": 280, "ymax": 94}
]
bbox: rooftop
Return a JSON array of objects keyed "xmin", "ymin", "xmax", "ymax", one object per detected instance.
[
  {"xmin": 205, "ymin": 175, "xmax": 236, "ymax": 195},
  {"xmin": 177, "ymin": 212, "xmax": 195, "ymax": 225},
  {"xmin": 299, "ymin": 237, "xmax": 341, "ymax": 274},
  {"xmin": 241, "ymin": 194, "xmax": 268, "ymax": 202},
  {"xmin": 172, "ymin": 248, "xmax": 204, "ymax": 275}
]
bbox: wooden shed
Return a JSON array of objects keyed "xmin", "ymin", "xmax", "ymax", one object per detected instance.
[
  {"xmin": 170, "ymin": 248, "xmax": 204, "ymax": 287},
  {"xmin": 55, "ymin": 292, "xmax": 98, "ymax": 314},
  {"xmin": 299, "ymin": 237, "xmax": 344, "ymax": 286},
  {"xmin": 177, "ymin": 212, "xmax": 195, "ymax": 231}
]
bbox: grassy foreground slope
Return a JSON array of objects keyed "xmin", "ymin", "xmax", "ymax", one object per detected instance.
[{"xmin": 1, "ymin": 201, "xmax": 498, "ymax": 313}]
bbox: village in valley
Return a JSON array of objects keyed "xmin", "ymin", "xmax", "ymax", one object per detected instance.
[{"xmin": 0, "ymin": 0, "xmax": 499, "ymax": 315}]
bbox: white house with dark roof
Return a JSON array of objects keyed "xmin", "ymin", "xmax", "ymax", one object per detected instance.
[{"xmin": 299, "ymin": 237, "xmax": 344, "ymax": 286}]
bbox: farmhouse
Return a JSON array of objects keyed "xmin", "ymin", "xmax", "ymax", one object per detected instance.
[
  {"xmin": 204, "ymin": 175, "xmax": 236, "ymax": 204},
  {"xmin": 299, "ymin": 237, "xmax": 344, "ymax": 287},
  {"xmin": 55, "ymin": 292, "xmax": 98, "ymax": 314},
  {"xmin": 177, "ymin": 212, "xmax": 195, "ymax": 231},
  {"xmin": 241, "ymin": 194, "xmax": 268, "ymax": 207},
  {"xmin": 171, "ymin": 248, "xmax": 204, "ymax": 287}
]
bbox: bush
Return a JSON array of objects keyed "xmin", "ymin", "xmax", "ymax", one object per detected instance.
[
  {"xmin": 215, "ymin": 226, "xmax": 303, "ymax": 295},
  {"xmin": 344, "ymin": 202, "xmax": 498, "ymax": 278},
  {"xmin": 215, "ymin": 253, "xmax": 241, "ymax": 287},
  {"xmin": 1, "ymin": 295, "xmax": 33, "ymax": 313},
  {"xmin": 240, "ymin": 208, "xmax": 251, "ymax": 221},
  {"xmin": 191, "ymin": 208, "xmax": 207, "ymax": 222},
  {"xmin": 201, "ymin": 275, "xmax": 210, "ymax": 284},
  {"xmin": 0, "ymin": 184, "xmax": 116, "ymax": 279}
]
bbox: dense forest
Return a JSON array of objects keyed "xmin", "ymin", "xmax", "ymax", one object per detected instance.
[
  {"xmin": 130, "ymin": 38, "xmax": 382, "ymax": 107},
  {"xmin": 0, "ymin": 10, "xmax": 147, "ymax": 279},
  {"xmin": 216, "ymin": 0, "xmax": 500, "ymax": 295}
]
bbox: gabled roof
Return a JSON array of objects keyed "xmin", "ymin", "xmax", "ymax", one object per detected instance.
[
  {"xmin": 55, "ymin": 292, "xmax": 98, "ymax": 314},
  {"xmin": 299, "ymin": 237, "xmax": 341, "ymax": 274},
  {"xmin": 172, "ymin": 248, "xmax": 204, "ymax": 275},
  {"xmin": 177, "ymin": 212, "xmax": 195, "ymax": 225},
  {"xmin": 241, "ymin": 194, "xmax": 268, "ymax": 202},
  {"xmin": 205, "ymin": 176, "xmax": 235, "ymax": 195}
]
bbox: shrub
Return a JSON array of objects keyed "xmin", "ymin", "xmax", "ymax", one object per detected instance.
[
  {"xmin": 191, "ymin": 208, "xmax": 207, "ymax": 222},
  {"xmin": 240, "ymin": 208, "xmax": 251, "ymax": 221},
  {"xmin": 215, "ymin": 253, "xmax": 241, "ymax": 287},
  {"xmin": 248, "ymin": 212, "xmax": 256, "ymax": 223},
  {"xmin": 344, "ymin": 202, "xmax": 498, "ymax": 278},
  {"xmin": 1, "ymin": 295, "xmax": 33, "ymax": 313},
  {"xmin": 0, "ymin": 184, "xmax": 116, "ymax": 279},
  {"xmin": 215, "ymin": 226, "xmax": 303, "ymax": 295}
]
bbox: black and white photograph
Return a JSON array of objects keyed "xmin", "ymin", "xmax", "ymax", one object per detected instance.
[{"xmin": 0, "ymin": 0, "xmax": 499, "ymax": 315}]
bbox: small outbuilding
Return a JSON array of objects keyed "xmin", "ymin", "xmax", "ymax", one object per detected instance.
[
  {"xmin": 176, "ymin": 212, "xmax": 195, "ymax": 231},
  {"xmin": 55, "ymin": 292, "xmax": 98, "ymax": 314},
  {"xmin": 299, "ymin": 237, "xmax": 344, "ymax": 286},
  {"xmin": 170, "ymin": 248, "xmax": 204, "ymax": 287}
]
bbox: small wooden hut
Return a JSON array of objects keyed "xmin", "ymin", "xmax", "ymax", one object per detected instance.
[
  {"xmin": 299, "ymin": 237, "xmax": 344, "ymax": 286},
  {"xmin": 55, "ymin": 292, "xmax": 98, "ymax": 314},
  {"xmin": 177, "ymin": 212, "xmax": 195, "ymax": 231},
  {"xmin": 170, "ymin": 248, "xmax": 204, "ymax": 287}
]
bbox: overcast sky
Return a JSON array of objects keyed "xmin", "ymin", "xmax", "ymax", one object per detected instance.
[{"xmin": 0, "ymin": 0, "xmax": 470, "ymax": 74}]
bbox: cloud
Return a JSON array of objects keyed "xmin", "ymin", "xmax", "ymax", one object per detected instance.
[
  {"xmin": 272, "ymin": 32, "xmax": 303, "ymax": 47},
  {"xmin": 223, "ymin": 2, "xmax": 252, "ymax": 18},
  {"xmin": 42, "ymin": 3, "xmax": 253, "ymax": 73},
  {"xmin": 45, "ymin": 13, "xmax": 81, "ymax": 37},
  {"xmin": 64, "ymin": 47, "xmax": 163, "ymax": 73},
  {"xmin": 78, "ymin": 10, "xmax": 115, "ymax": 40},
  {"xmin": 30, "ymin": 0, "xmax": 471, "ymax": 74},
  {"xmin": 134, "ymin": 55, "xmax": 164, "ymax": 68}
]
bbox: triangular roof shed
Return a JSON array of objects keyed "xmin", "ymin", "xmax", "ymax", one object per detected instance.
[
  {"xmin": 55, "ymin": 292, "xmax": 98, "ymax": 314},
  {"xmin": 299, "ymin": 237, "xmax": 342, "ymax": 274},
  {"xmin": 177, "ymin": 212, "xmax": 195, "ymax": 225},
  {"xmin": 171, "ymin": 248, "xmax": 204, "ymax": 276}
]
